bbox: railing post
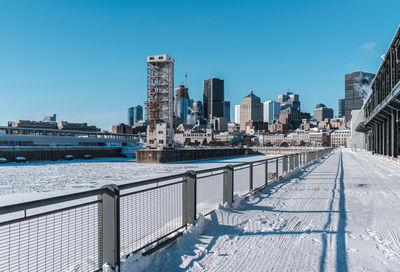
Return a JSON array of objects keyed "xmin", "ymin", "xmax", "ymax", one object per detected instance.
[
  {"xmin": 183, "ymin": 171, "xmax": 197, "ymax": 226},
  {"xmin": 275, "ymin": 158, "xmax": 279, "ymax": 178},
  {"xmin": 223, "ymin": 165, "xmax": 234, "ymax": 207},
  {"xmin": 249, "ymin": 163, "xmax": 253, "ymax": 192},
  {"xmin": 99, "ymin": 184, "xmax": 120, "ymax": 270},
  {"xmin": 292, "ymin": 154, "xmax": 295, "ymax": 169},
  {"xmin": 293, "ymin": 154, "xmax": 296, "ymax": 169},
  {"xmin": 295, "ymin": 154, "xmax": 299, "ymax": 168},
  {"xmin": 283, "ymin": 156, "xmax": 288, "ymax": 174},
  {"xmin": 265, "ymin": 160, "xmax": 269, "ymax": 185}
]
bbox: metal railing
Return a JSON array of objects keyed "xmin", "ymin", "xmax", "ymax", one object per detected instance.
[{"xmin": 0, "ymin": 148, "xmax": 333, "ymax": 271}]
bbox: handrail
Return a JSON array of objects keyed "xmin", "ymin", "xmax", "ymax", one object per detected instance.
[
  {"xmin": 0, "ymin": 154, "xmax": 294, "ymax": 215},
  {"xmin": 0, "ymin": 147, "xmax": 333, "ymax": 271},
  {"xmin": 0, "ymin": 187, "xmax": 105, "ymax": 215},
  {"xmin": 118, "ymin": 172, "xmax": 187, "ymax": 191}
]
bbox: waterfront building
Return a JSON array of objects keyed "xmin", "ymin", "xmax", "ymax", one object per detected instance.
[
  {"xmin": 285, "ymin": 132, "xmax": 311, "ymax": 146},
  {"xmin": 331, "ymin": 129, "xmax": 350, "ymax": 147},
  {"xmin": 309, "ymin": 132, "xmax": 330, "ymax": 147},
  {"xmin": 10, "ymin": 119, "xmax": 100, "ymax": 132},
  {"xmin": 56, "ymin": 121, "xmax": 100, "ymax": 132},
  {"xmin": 174, "ymin": 128, "xmax": 213, "ymax": 145},
  {"xmin": 262, "ymin": 134, "xmax": 285, "ymax": 146},
  {"xmin": 145, "ymin": 54, "xmax": 175, "ymax": 148}
]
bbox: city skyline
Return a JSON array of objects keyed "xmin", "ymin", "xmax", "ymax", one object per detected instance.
[{"xmin": 0, "ymin": 1, "xmax": 399, "ymax": 130}]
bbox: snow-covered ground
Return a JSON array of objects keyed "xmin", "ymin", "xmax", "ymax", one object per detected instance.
[
  {"xmin": 123, "ymin": 148, "xmax": 400, "ymax": 271},
  {"xmin": 0, "ymin": 155, "xmax": 272, "ymax": 205}
]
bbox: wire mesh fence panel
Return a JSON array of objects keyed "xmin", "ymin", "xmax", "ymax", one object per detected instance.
[
  {"xmin": 253, "ymin": 162, "xmax": 266, "ymax": 189},
  {"xmin": 265, "ymin": 158, "xmax": 283, "ymax": 180},
  {"xmin": 196, "ymin": 171, "xmax": 224, "ymax": 216},
  {"xmin": 233, "ymin": 166, "xmax": 250, "ymax": 196},
  {"xmin": 0, "ymin": 202, "xmax": 101, "ymax": 272},
  {"xmin": 119, "ymin": 180, "xmax": 184, "ymax": 256},
  {"xmin": 278, "ymin": 158, "xmax": 284, "ymax": 176}
]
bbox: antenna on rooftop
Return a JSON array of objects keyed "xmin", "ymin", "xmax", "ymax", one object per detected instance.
[{"xmin": 183, "ymin": 58, "xmax": 187, "ymax": 88}]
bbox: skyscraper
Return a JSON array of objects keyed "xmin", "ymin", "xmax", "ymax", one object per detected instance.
[
  {"xmin": 234, "ymin": 105, "xmax": 240, "ymax": 124},
  {"xmin": 239, "ymin": 91, "xmax": 263, "ymax": 131},
  {"xmin": 203, "ymin": 77, "xmax": 225, "ymax": 120},
  {"xmin": 345, "ymin": 71, "xmax": 375, "ymax": 122},
  {"xmin": 263, "ymin": 101, "xmax": 280, "ymax": 123},
  {"xmin": 188, "ymin": 101, "xmax": 206, "ymax": 125},
  {"xmin": 174, "ymin": 85, "xmax": 189, "ymax": 124},
  {"xmin": 278, "ymin": 91, "xmax": 301, "ymax": 127},
  {"xmin": 314, "ymin": 103, "xmax": 334, "ymax": 122},
  {"xmin": 146, "ymin": 54, "xmax": 174, "ymax": 148},
  {"xmin": 338, "ymin": 99, "xmax": 345, "ymax": 118},
  {"xmin": 223, "ymin": 101, "xmax": 231, "ymax": 122},
  {"xmin": 128, "ymin": 105, "xmax": 143, "ymax": 126}
]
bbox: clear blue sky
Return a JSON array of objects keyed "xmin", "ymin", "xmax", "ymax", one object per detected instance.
[{"xmin": 0, "ymin": 0, "xmax": 399, "ymax": 130}]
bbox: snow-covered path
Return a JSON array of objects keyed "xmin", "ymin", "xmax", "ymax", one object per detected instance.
[{"xmin": 128, "ymin": 148, "xmax": 400, "ymax": 272}]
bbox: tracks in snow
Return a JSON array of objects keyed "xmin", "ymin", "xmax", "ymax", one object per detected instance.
[{"xmin": 123, "ymin": 149, "xmax": 400, "ymax": 272}]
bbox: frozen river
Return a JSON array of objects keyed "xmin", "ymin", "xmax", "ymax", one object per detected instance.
[{"xmin": 0, "ymin": 154, "xmax": 272, "ymax": 205}]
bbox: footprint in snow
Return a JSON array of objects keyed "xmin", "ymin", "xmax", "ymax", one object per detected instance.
[{"xmin": 311, "ymin": 238, "xmax": 322, "ymax": 244}]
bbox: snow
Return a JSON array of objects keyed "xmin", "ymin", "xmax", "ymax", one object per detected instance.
[
  {"xmin": 0, "ymin": 155, "xmax": 273, "ymax": 206},
  {"xmin": 118, "ymin": 148, "xmax": 400, "ymax": 271},
  {"xmin": 232, "ymin": 194, "xmax": 246, "ymax": 210},
  {"xmin": 354, "ymin": 73, "xmax": 374, "ymax": 103}
]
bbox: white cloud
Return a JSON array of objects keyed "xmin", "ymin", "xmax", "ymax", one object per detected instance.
[{"xmin": 361, "ymin": 42, "xmax": 376, "ymax": 52}]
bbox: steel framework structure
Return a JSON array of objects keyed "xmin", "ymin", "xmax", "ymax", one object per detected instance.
[{"xmin": 146, "ymin": 54, "xmax": 174, "ymax": 148}]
